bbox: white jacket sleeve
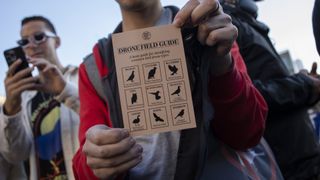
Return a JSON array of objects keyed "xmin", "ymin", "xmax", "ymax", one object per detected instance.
[
  {"xmin": 55, "ymin": 67, "xmax": 79, "ymax": 114},
  {"xmin": 0, "ymin": 106, "xmax": 32, "ymax": 163},
  {"xmin": 55, "ymin": 81, "xmax": 79, "ymax": 114}
]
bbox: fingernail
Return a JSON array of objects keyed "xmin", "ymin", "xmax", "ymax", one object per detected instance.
[
  {"xmin": 129, "ymin": 137, "xmax": 135, "ymax": 145},
  {"xmin": 122, "ymin": 129, "xmax": 129, "ymax": 138},
  {"xmin": 137, "ymin": 145, "xmax": 143, "ymax": 153},
  {"xmin": 173, "ymin": 18, "xmax": 182, "ymax": 27}
]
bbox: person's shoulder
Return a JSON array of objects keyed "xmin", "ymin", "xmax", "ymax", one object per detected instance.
[
  {"xmin": 64, "ymin": 65, "xmax": 79, "ymax": 75},
  {"xmin": 83, "ymin": 53, "xmax": 94, "ymax": 63},
  {"xmin": 80, "ymin": 52, "xmax": 97, "ymax": 73}
]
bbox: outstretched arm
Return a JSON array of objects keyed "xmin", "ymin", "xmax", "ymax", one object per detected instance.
[
  {"xmin": 209, "ymin": 43, "xmax": 267, "ymax": 150},
  {"xmin": 173, "ymin": 0, "xmax": 267, "ymax": 150}
]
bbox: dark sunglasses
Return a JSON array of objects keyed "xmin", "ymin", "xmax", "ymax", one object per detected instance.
[{"xmin": 17, "ymin": 31, "xmax": 56, "ymax": 48}]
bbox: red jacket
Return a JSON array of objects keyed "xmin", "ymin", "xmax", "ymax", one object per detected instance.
[{"xmin": 72, "ymin": 43, "xmax": 268, "ymax": 179}]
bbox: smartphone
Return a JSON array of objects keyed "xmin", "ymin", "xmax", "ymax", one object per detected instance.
[{"xmin": 3, "ymin": 46, "xmax": 31, "ymax": 76}]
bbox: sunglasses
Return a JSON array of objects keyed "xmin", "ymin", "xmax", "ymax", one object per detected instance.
[{"xmin": 17, "ymin": 31, "xmax": 56, "ymax": 48}]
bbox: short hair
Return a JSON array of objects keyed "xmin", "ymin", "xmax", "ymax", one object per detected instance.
[{"xmin": 21, "ymin": 16, "xmax": 57, "ymax": 34}]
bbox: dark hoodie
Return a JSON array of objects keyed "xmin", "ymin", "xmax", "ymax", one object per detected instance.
[{"xmin": 220, "ymin": 0, "xmax": 320, "ymax": 179}]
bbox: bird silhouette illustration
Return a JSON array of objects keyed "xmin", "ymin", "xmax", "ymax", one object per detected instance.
[
  {"xmin": 132, "ymin": 115, "xmax": 140, "ymax": 125},
  {"xmin": 149, "ymin": 91, "xmax": 161, "ymax": 100},
  {"xmin": 175, "ymin": 109, "xmax": 185, "ymax": 119},
  {"xmin": 168, "ymin": 65, "xmax": 178, "ymax": 75},
  {"xmin": 153, "ymin": 113, "xmax": 164, "ymax": 122},
  {"xmin": 171, "ymin": 86, "xmax": 181, "ymax": 96},
  {"xmin": 127, "ymin": 70, "xmax": 135, "ymax": 82},
  {"xmin": 131, "ymin": 93, "xmax": 137, "ymax": 104},
  {"xmin": 148, "ymin": 67, "xmax": 157, "ymax": 79}
]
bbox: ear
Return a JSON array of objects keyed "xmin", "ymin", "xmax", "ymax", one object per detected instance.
[{"xmin": 54, "ymin": 36, "xmax": 61, "ymax": 48}]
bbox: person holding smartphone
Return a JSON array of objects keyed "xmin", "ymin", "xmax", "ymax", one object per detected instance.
[{"xmin": 0, "ymin": 16, "xmax": 80, "ymax": 179}]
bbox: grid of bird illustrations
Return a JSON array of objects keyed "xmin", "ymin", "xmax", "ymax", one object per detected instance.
[{"xmin": 112, "ymin": 25, "xmax": 196, "ymax": 136}]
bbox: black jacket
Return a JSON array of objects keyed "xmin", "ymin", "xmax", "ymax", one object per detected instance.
[{"xmin": 222, "ymin": 1, "xmax": 320, "ymax": 179}]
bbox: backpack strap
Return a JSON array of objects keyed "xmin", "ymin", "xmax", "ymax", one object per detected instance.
[
  {"xmin": 83, "ymin": 53, "xmax": 108, "ymax": 102},
  {"xmin": 83, "ymin": 36, "xmax": 124, "ymax": 128},
  {"xmin": 98, "ymin": 37, "xmax": 115, "ymax": 71},
  {"xmin": 85, "ymin": 36, "xmax": 114, "ymax": 103}
]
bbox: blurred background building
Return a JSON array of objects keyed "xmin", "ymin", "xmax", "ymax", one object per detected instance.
[
  {"xmin": 280, "ymin": 50, "xmax": 305, "ymax": 74},
  {"xmin": 0, "ymin": 96, "xmax": 5, "ymax": 106}
]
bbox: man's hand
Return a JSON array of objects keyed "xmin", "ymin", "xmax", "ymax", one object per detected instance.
[
  {"xmin": 300, "ymin": 62, "xmax": 320, "ymax": 104},
  {"xmin": 3, "ymin": 59, "xmax": 39, "ymax": 115},
  {"xmin": 173, "ymin": 0, "xmax": 238, "ymax": 76},
  {"xmin": 83, "ymin": 125, "xmax": 143, "ymax": 179},
  {"xmin": 29, "ymin": 58, "xmax": 66, "ymax": 95},
  {"xmin": 310, "ymin": 62, "xmax": 320, "ymax": 79}
]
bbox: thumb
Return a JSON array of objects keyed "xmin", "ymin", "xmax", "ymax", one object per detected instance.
[{"xmin": 311, "ymin": 62, "xmax": 317, "ymax": 75}]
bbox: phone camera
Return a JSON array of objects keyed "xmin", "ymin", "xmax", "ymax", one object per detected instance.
[{"xmin": 7, "ymin": 50, "xmax": 17, "ymax": 63}]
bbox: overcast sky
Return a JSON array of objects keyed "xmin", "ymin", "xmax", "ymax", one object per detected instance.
[{"xmin": 0, "ymin": 0, "xmax": 318, "ymax": 96}]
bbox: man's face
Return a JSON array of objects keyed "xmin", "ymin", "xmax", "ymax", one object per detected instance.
[
  {"xmin": 20, "ymin": 20, "xmax": 59, "ymax": 63},
  {"xmin": 115, "ymin": 0, "xmax": 159, "ymax": 11}
]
